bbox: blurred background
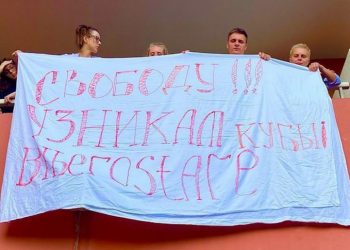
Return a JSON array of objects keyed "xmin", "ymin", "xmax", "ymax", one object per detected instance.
[{"xmin": 1, "ymin": 0, "xmax": 349, "ymax": 60}]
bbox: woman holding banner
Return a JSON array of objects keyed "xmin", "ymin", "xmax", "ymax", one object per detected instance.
[{"xmin": 74, "ymin": 24, "xmax": 102, "ymax": 57}]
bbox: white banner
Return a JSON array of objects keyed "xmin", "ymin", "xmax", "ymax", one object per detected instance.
[{"xmin": 1, "ymin": 52, "xmax": 350, "ymax": 225}]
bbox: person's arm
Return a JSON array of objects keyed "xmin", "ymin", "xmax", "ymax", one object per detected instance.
[
  {"xmin": 308, "ymin": 62, "xmax": 341, "ymax": 86},
  {"xmin": 4, "ymin": 92, "xmax": 16, "ymax": 104},
  {"xmin": 308, "ymin": 62, "xmax": 337, "ymax": 82}
]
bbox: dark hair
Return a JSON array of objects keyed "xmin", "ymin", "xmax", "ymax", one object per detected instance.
[
  {"xmin": 1, "ymin": 58, "xmax": 10, "ymax": 64},
  {"xmin": 227, "ymin": 27, "xmax": 248, "ymax": 42},
  {"xmin": 0, "ymin": 58, "xmax": 15, "ymax": 79},
  {"xmin": 75, "ymin": 24, "xmax": 99, "ymax": 49}
]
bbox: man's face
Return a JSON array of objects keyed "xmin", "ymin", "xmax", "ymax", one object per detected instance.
[
  {"xmin": 226, "ymin": 33, "xmax": 247, "ymax": 55},
  {"xmin": 148, "ymin": 45, "xmax": 165, "ymax": 56},
  {"xmin": 289, "ymin": 48, "xmax": 310, "ymax": 67},
  {"xmin": 85, "ymin": 30, "xmax": 101, "ymax": 54}
]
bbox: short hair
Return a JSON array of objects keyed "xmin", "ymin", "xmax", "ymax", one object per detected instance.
[
  {"xmin": 227, "ymin": 27, "xmax": 248, "ymax": 42},
  {"xmin": 147, "ymin": 42, "xmax": 169, "ymax": 55},
  {"xmin": 75, "ymin": 24, "xmax": 99, "ymax": 49},
  {"xmin": 289, "ymin": 43, "xmax": 311, "ymax": 57}
]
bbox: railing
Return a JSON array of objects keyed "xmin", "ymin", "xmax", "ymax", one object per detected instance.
[{"xmin": 338, "ymin": 82, "xmax": 350, "ymax": 98}]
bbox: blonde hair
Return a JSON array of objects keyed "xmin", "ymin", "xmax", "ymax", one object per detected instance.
[
  {"xmin": 147, "ymin": 42, "xmax": 169, "ymax": 55},
  {"xmin": 289, "ymin": 43, "xmax": 311, "ymax": 57}
]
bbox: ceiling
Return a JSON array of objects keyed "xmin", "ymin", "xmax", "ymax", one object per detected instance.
[{"xmin": 1, "ymin": 0, "xmax": 350, "ymax": 61}]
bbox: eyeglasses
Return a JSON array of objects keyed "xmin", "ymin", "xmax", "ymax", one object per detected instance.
[{"xmin": 89, "ymin": 35, "xmax": 101, "ymax": 43}]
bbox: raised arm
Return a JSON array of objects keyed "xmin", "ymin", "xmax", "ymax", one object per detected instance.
[
  {"xmin": 4, "ymin": 92, "xmax": 16, "ymax": 104},
  {"xmin": 308, "ymin": 62, "xmax": 340, "ymax": 85}
]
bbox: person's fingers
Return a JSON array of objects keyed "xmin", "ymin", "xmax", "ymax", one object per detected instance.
[
  {"xmin": 308, "ymin": 62, "xmax": 319, "ymax": 72},
  {"xmin": 12, "ymin": 50, "xmax": 21, "ymax": 57},
  {"xmin": 258, "ymin": 52, "xmax": 271, "ymax": 61}
]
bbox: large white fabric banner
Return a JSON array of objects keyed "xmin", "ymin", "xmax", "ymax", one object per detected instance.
[{"xmin": 1, "ymin": 52, "xmax": 350, "ymax": 225}]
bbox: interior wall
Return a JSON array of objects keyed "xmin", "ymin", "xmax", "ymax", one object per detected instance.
[{"xmin": 1, "ymin": 1, "xmax": 350, "ymax": 59}]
